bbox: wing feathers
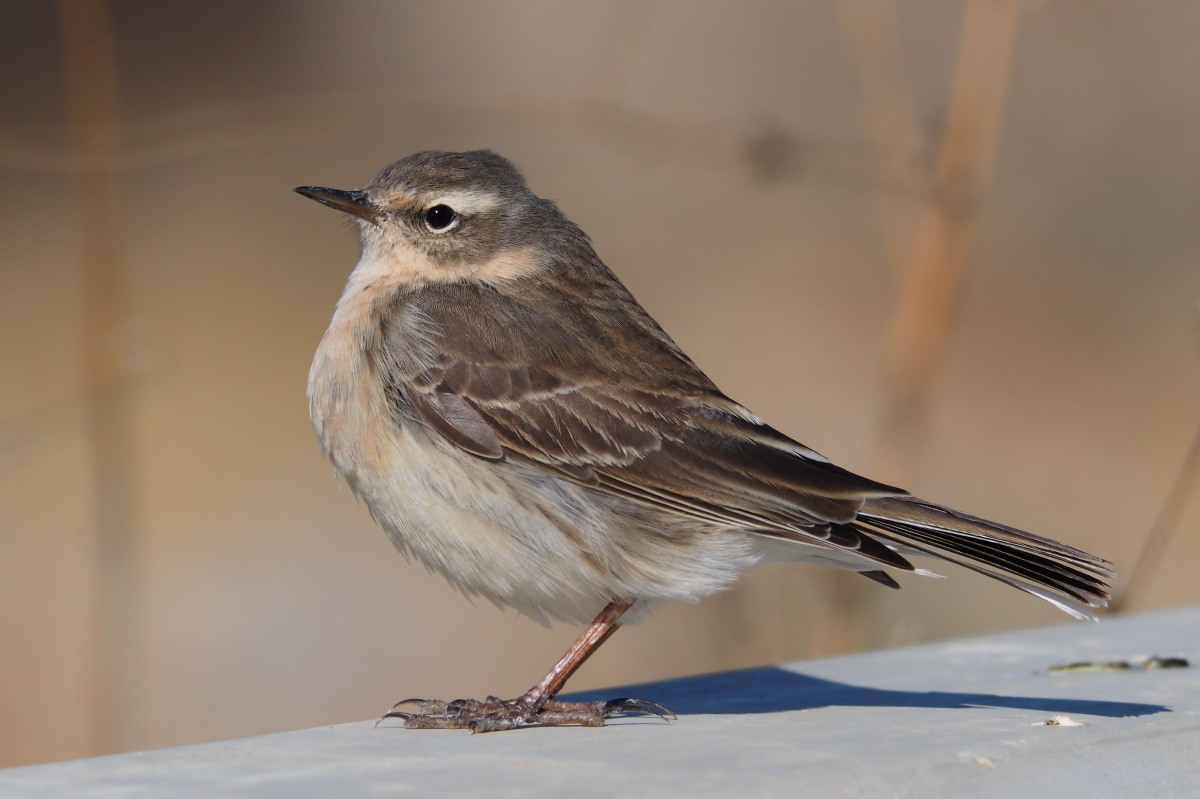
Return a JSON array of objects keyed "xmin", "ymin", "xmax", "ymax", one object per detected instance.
[
  {"xmin": 405, "ymin": 390, "xmax": 503, "ymax": 460},
  {"xmin": 378, "ymin": 280, "xmax": 1113, "ymax": 619},
  {"xmin": 859, "ymin": 570, "xmax": 901, "ymax": 589}
]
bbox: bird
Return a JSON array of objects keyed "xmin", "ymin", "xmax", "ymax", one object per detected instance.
[{"xmin": 296, "ymin": 149, "xmax": 1113, "ymax": 732}]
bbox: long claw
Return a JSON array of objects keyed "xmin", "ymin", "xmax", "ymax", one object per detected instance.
[
  {"xmin": 375, "ymin": 711, "xmax": 409, "ymax": 728},
  {"xmin": 389, "ymin": 697, "xmax": 449, "ymax": 713},
  {"xmin": 602, "ymin": 697, "xmax": 676, "ymax": 720},
  {"xmin": 376, "ymin": 698, "xmax": 453, "ymax": 727}
]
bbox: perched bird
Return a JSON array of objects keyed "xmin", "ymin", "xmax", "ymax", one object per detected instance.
[{"xmin": 297, "ymin": 150, "xmax": 1112, "ymax": 732}]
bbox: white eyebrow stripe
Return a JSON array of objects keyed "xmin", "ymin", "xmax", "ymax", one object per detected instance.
[{"xmin": 429, "ymin": 189, "xmax": 502, "ymax": 216}]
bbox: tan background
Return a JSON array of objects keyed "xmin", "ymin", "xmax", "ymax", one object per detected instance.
[{"xmin": 3, "ymin": 0, "xmax": 1199, "ymax": 768}]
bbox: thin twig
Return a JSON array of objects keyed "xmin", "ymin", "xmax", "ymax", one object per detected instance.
[
  {"xmin": 871, "ymin": 0, "xmax": 1022, "ymax": 487},
  {"xmin": 58, "ymin": 0, "xmax": 142, "ymax": 756},
  {"xmin": 836, "ymin": 0, "xmax": 928, "ymax": 278},
  {"xmin": 808, "ymin": 0, "xmax": 1022, "ymax": 658},
  {"xmin": 813, "ymin": 0, "xmax": 929, "ymax": 658},
  {"xmin": 1111, "ymin": 412, "xmax": 1200, "ymax": 613}
]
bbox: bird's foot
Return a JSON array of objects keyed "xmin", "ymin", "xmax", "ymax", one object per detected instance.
[{"xmin": 380, "ymin": 695, "xmax": 674, "ymax": 733}]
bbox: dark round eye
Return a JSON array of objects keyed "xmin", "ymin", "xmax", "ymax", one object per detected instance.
[{"xmin": 424, "ymin": 204, "xmax": 457, "ymax": 231}]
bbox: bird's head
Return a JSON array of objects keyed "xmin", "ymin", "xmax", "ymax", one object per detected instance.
[{"xmin": 296, "ymin": 150, "xmax": 582, "ymax": 286}]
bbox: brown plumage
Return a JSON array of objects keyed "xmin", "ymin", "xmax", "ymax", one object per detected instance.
[{"xmin": 298, "ymin": 149, "xmax": 1112, "ymax": 731}]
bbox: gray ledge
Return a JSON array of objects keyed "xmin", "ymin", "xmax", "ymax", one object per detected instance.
[{"xmin": 3, "ymin": 605, "xmax": 1198, "ymax": 798}]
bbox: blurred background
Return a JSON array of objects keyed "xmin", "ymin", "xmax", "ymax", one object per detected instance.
[{"xmin": 3, "ymin": 0, "xmax": 1199, "ymax": 768}]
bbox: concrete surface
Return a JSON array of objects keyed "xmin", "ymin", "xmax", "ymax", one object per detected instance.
[{"xmin": 2, "ymin": 605, "xmax": 1197, "ymax": 798}]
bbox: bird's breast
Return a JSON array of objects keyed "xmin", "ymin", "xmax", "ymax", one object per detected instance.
[{"xmin": 305, "ymin": 272, "xmax": 761, "ymax": 623}]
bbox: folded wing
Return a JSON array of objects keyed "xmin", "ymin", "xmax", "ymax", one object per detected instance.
[{"xmin": 377, "ymin": 277, "xmax": 1112, "ymax": 616}]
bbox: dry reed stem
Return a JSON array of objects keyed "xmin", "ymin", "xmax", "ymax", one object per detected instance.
[
  {"xmin": 810, "ymin": 0, "xmax": 1021, "ymax": 658},
  {"xmin": 836, "ymin": 0, "xmax": 927, "ymax": 278},
  {"xmin": 59, "ymin": 0, "xmax": 142, "ymax": 756},
  {"xmin": 872, "ymin": 0, "xmax": 1021, "ymax": 487},
  {"xmin": 1113, "ymin": 418, "xmax": 1200, "ymax": 612}
]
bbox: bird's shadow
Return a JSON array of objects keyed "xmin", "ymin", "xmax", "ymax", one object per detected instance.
[{"xmin": 565, "ymin": 665, "xmax": 1168, "ymax": 719}]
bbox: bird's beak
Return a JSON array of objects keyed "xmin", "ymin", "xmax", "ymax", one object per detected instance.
[{"xmin": 294, "ymin": 186, "xmax": 383, "ymax": 222}]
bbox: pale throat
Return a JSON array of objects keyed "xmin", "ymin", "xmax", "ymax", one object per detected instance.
[{"xmin": 348, "ymin": 235, "xmax": 546, "ymax": 289}]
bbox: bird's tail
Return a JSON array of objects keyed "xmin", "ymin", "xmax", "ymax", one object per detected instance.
[{"xmin": 852, "ymin": 496, "xmax": 1113, "ymax": 621}]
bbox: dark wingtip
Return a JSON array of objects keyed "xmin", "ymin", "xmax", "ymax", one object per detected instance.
[{"xmin": 859, "ymin": 569, "xmax": 901, "ymax": 589}]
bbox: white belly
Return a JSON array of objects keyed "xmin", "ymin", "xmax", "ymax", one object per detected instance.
[{"xmin": 306, "ymin": 283, "xmax": 761, "ymax": 624}]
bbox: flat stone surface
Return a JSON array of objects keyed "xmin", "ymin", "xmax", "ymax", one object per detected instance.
[{"xmin": 3, "ymin": 606, "xmax": 1198, "ymax": 798}]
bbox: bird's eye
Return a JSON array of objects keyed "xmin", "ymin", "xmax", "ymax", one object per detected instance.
[{"xmin": 424, "ymin": 204, "xmax": 458, "ymax": 232}]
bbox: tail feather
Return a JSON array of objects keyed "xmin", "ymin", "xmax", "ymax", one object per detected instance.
[
  {"xmin": 860, "ymin": 517, "xmax": 1100, "ymax": 601},
  {"xmin": 856, "ymin": 496, "xmax": 1113, "ymax": 620},
  {"xmin": 858, "ymin": 569, "xmax": 902, "ymax": 589}
]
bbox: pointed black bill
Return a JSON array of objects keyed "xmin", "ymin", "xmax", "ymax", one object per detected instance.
[{"xmin": 294, "ymin": 186, "xmax": 382, "ymax": 222}]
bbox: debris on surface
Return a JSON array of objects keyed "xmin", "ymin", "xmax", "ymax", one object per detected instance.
[
  {"xmin": 1046, "ymin": 655, "xmax": 1190, "ymax": 674},
  {"xmin": 1034, "ymin": 715, "xmax": 1085, "ymax": 727},
  {"xmin": 957, "ymin": 752, "xmax": 999, "ymax": 769}
]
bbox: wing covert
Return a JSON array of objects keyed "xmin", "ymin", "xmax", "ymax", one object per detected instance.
[{"xmin": 376, "ymin": 279, "xmax": 908, "ymax": 564}]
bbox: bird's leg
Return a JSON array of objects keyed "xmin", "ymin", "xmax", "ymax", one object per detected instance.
[{"xmin": 381, "ymin": 599, "xmax": 674, "ymax": 732}]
